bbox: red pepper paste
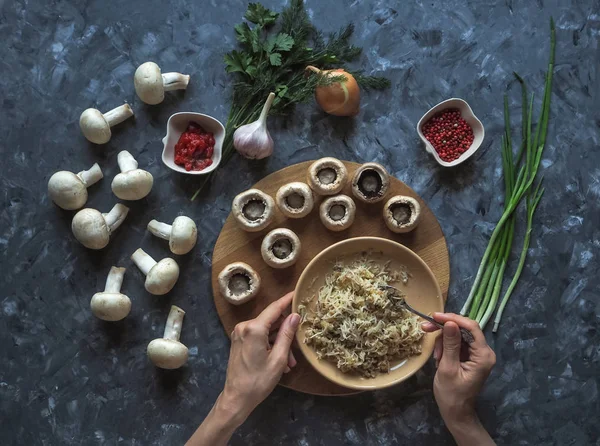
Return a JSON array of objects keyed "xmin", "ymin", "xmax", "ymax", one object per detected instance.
[
  {"xmin": 421, "ymin": 108, "xmax": 474, "ymax": 163},
  {"xmin": 174, "ymin": 122, "xmax": 215, "ymax": 171}
]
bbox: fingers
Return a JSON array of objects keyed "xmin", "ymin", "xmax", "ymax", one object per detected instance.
[
  {"xmin": 432, "ymin": 313, "xmax": 487, "ymax": 348},
  {"xmin": 433, "ymin": 334, "xmax": 443, "ymax": 368},
  {"xmin": 255, "ymin": 292, "xmax": 294, "ymax": 327},
  {"xmin": 421, "ymin": 321, "xmax": 440, "ymax": 332},
  {"xmin": 270, "ymin": 313, "xmax": 301, "ymax": 368},
  {"xmin": 438, "ymin": 322, "xmax": 461, "ymax": 372},
  {"xmin": 288, "ymin": 350, "xmax": 297, "ymax": 369}
]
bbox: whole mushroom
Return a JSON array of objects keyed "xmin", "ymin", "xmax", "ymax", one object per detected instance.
[
  {"xmin": 131, "ymin": 248, "xmax": 179, "ymax": 295},
  {"xmin": 261, "ymin": 228, "xmax": 302, "ymax": 269},
  {"xmin": 147, "ymin": 305, "xmax": 189, "ymax": 369},
  {"xmin": 383, "ymin": 195, "xmax": 421, "ymax": 233},
  {"xmin": 111, "ymin": 150, "xmax": 154, "ymax": 200},
  {"xmin": 218, "ymin": 262, "xmax": 261, "ymax": 305},
  {"xmin": 351, "ymin": 162, "xmax": 390, "ymax": 204},
  {"xmin": 307, "ymin": 157, "xmax": 348, "ymax": 196},
  {"xmin": 275, "ymin": 182, "xmax": 314, "ymax": 219},
  {"xmin": 147, "ymin": 216, "xmax": 197, "ymax": 255},
  {"xmin": 48, "ymin": 163, "xmax": 103, "ymax": 210},
  {"xmin": 71, "ymin": 203, "xmax": 129, "ymax": 249},
  {"xmin": 90, "ymin": 266, "xmax": 131, "ymax": 321},
  {"xmin": 134, "ymin": 62, "xmax": 190, "ymax": 105},
  {"xmin": 79, "ymin": 104, "xmax": 134, "ymax": 144},
  {"xmin": 231, "ymin": 189, "xmax": 275, "ymax": 232},
  {"xmin": 319, "ymin": 194, "xmax": 356, "ymax": 232}
]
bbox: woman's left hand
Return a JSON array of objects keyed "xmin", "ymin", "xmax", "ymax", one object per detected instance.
[{"xmin": 219, "ymin": 292, "xmax": 301, "ymax": 424}]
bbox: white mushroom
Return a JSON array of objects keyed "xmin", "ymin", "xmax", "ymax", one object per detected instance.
[
  {"xmin": 351, "ymin": 162, "xmax": 390, "ymax": 203},
  {"xmin": 261, "ymin": 228, "xmax": 301, "ymax": 269},
  {"xmin": 218, "ymin": 262, "xmax": 261, "ymax": 305},
  {"xmin": 231, "ymin": 189, "xmax": 275, "ymax": 232},
  {"xmin": 79, "ymin": 104, "xmax": 134, "ymax": 144},
  {"xmin": 48, "ymin": 163, "xmax": 103, "ymax": 210},
  {"xmin": 134, "ymin": 62, "xmax": 190, "ymax": 105},
  {"xmin": 383, "ymin": 195, "xmax": 422, "ymax": 233},
  {"xmin": 147, "ymin": 305, "xmax": 189, "ymax": 369},
  {"xmin": 131, "ymin": 248, "xmax": 179, "ymax": 295},
  {"xmin": 111, "ymin": 150, "xmax": 154, "ymax": 200},
  {"xmin": 71, "ymin": 203, "xmax": 129, "ymax": 249},
  {"xmin": 147, "ymin": 216, "xmax": 197, "ymax": 255},
  {"xmin": 275, "ymin": 182, "xmax": 314, "ymax": 219},
  {"xmin": 319, "ymin": 195, "xmax": 356, "ymax": 232},
  {"xmin": 90, "ymin": 266, "xmax": 131, "ymax": 321},
  {"xmin": 307, "ymin": 157, "xmax": 348, "ymax": 196}
]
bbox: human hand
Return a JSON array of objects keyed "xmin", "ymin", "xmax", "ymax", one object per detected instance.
[
  {"xmin": 422, "ymin": 313, "xmax": 496, "ymax": 430},
  {"xmin": 219, "ymin": 292, "xmax": 300, "ymax": 425}
]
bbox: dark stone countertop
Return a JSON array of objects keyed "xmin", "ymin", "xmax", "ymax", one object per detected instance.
[{"xmin": 1, "ymin": 0, "xmax": 599, "ymax": 444}]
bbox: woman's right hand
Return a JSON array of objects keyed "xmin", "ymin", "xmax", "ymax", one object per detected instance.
[{"xmin": 422, "ymin": 313, "xmax": 497, "ymax": 446}]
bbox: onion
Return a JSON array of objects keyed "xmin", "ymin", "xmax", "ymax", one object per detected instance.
[{"xmin": 306, "ymin": 66, "xmax": 360, "ymax": 117}]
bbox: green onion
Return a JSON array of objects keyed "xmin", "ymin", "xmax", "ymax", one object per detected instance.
[
  {"xmin": 460, "ymin": 19, "xmax": 555, "ymax": 331},
  {"xmin": 492, "ymin": 184, "xmax": 544, "ymax": 332}
]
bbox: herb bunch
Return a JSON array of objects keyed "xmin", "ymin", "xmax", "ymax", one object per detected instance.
[{"xmin": 191, "ymin": 0, "xmax": 390, "ymax": 199}]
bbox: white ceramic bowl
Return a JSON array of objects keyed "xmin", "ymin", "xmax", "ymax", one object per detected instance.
[
  {"xmin": 416, "ymin": 98, "xmax": 484, "ymax": 167},
  {"xmin": 161, "ymin": 112, "xmax": 225, "ymax": 175}
]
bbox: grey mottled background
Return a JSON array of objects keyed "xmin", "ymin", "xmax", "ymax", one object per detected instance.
[{"xmin": 1, "ymin": 0, "xmax": 599, "ymax": 444}]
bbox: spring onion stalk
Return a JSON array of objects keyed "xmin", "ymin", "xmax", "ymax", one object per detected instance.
[
  {"xmin": 460, "ymin": 19, "xmax": 555, "ymax": 327},
  {"xmin": 492, "ymin": 184, "xmax": 544, "ymax": 332}
]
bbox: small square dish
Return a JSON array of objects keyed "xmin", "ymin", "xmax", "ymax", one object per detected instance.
[
  {"xmin": 161, "ymin": 112, "xmax": 225, "ymax": 175},
  {"xmin": 417, "ymin": 98, "xmax": 484, "ymax": 167}
]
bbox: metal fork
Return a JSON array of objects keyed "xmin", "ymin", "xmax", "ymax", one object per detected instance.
[{"xmin": 380, "ymin": 285, "xmax": 475, "ymax": 344}]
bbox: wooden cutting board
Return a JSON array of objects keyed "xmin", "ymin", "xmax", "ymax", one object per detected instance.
[{"xmin": 211, "ymin": 160, "xmax": 449, "ymax": 396}]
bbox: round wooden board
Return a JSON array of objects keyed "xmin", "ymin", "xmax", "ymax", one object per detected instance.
[{"xmin": 212, "ymin": 161, "xmax": 449, "ymax": 396}]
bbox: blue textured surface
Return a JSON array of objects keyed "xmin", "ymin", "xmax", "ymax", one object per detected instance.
[{"xmin": 1, "ymin": 0, "xmax": 599, "ymax": 444}]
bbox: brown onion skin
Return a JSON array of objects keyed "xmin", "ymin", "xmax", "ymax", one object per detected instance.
[{"xmin": 307, "ymin": 66, "xmax": 360, "ymax": 117}]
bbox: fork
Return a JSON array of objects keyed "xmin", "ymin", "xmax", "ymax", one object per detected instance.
[{"xmin": 380, "ymin": 285, "xmax": 475, "ymax": 344}]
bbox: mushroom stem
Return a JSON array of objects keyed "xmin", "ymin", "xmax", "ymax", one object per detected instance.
[
  {"xmin": 102, "ymin": 203, "xmax": 129, "ymax": 232},
  {"xmin": 147, "ymin": 220, "xmax": 172, "ymax": 240},
  {"xmin": 104, "ymin": 266, "xmax": 126, "ymax": 293},
  {"xmin": 117, "ymin": 150, "xmax": 139, "ymax": 172},
  {"xmin": 258, "ymin": 92, "xmax": 276, "ymax": 123},
  {"xmin": 103, "ymin": 104, "xmax": 134, "ymax": 127},
  {"xmin": 163, "ymin": 305, "xmax": 185, "ymax": 341},
  {"xmin": 78, "ymin": 163, "xmax": 103, "ymax": 187},
  {"xmin": 131, "ymin": 248, "xmax": 158, "ymax": 275},
  {"xmin": 162, "ymin": 73, "xmax": 190, "ymax": 91}
]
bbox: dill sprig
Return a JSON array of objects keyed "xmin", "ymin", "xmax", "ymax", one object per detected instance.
[{"xmin": 191, "ymin": 0, "xmax": 390, "ymax": 200}]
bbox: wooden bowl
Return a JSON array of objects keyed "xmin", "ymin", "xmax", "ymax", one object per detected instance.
[{"xmin": 293, "ymin": 236, "xmax": 443, "ymax": 391}]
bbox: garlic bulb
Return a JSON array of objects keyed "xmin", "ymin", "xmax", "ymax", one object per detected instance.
[{"xmin": 233, "ymin": 92, "xmax": 275, "ymax": 159}]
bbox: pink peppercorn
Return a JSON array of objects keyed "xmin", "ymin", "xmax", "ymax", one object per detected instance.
[{"xmin": 421, "ymin": 108, "xmax": 474, "ymax": 162}]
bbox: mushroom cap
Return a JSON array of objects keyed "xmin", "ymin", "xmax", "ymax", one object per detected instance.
[
  {"xmin": 79, "ymin": 108, "xmax": 111, "ymax": 144},
  {"xmin": 147, "ymin": 338, "xmax": 189, "ymax": 369},
  {"xmin": 72, "ymin": 208, "xmax": 110, "ymax": 249},
  {"xmin": 231, "ymin": 189, "xmax": 275, "ymax": 232},
  {"xmin": 218, "ymin": 262, "xmax": 261, "ymax": 305},
  {"xmin": 351, "ymin": 162, "xmax": 390, "ymax": 203},
  {"xmin": 48, "ymin": 171, "xmax": 87, "ymax": 210},
  {"xmin": 90, "ymin": 292, "xmax": 131, "ymax": 321},
  {"xmin": 111, "ymin": 169, "xmax": 154, "ymax": 200},
  {"xmin": 383, "ymin": 195, "xmax": 421, "ymax": 233},
  {"xmin": 169, "ymin": 216, "xmax": 198, "ymax": 255},
  {"xmin": 145, "ymin": 258, "xmax": 180, "ymax": 295},
  {"xmin": 261, "ymin": 228, "xmax": 302, "ymax": 269},
  {"xmin": 275, "ymin": 182, "xmax": 314, "ymax": 219},
  {"xmin": 307, "ymin": 157, "xmax": 348, "ymax": 196},
  {"xmin": 134, "ymin": 62, "xmax": 165, "ymax": 105},
  {"xmin": 319, "ymin": 194, "xmax": 357, "ymax": 232}
]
